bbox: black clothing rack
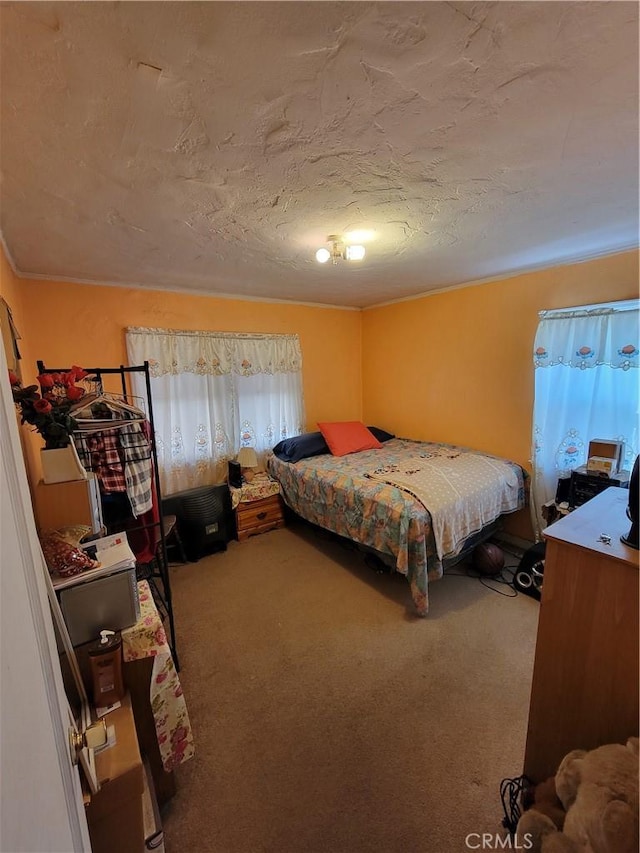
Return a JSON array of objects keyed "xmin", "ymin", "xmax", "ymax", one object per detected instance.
[{"xmin": 36, "ymin": 360, "xmax": 179, "ymax": 670}]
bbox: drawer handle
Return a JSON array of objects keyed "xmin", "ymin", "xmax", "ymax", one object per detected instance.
[{"xmin": 256, "ymin": 511, "xmax": 267, "ymax": 520}]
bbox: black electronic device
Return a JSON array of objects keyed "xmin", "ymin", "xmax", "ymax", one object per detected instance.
[
  {"xmin": 569, "ymin": 466, "xmax": 630, "ymax": 509},
  {"xmin": 162, "ymin": 485, "xmax": 232, "ymax": 561},
  {"xmin": 228, "ymin": 460, "xmax": 242, "ymax": 488},
  {"xmin": 555, "ymin": 475, "xmax": 572, "ymax": 505},
  {"xmin": 621, "ymin": 455, "xmax": 639, "ymax": 550},
  {"xmin": 513, "ymin": 542, "xmax": 546, "ymax": 600}
]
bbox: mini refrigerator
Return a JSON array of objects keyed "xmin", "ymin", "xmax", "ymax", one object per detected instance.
[{"xmin": 58, "ymin": 563, "xmax": 140, "ymax": 647}]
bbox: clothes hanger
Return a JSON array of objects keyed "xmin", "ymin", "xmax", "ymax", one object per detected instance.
[{"xmin": 71, "ymin": 392, "xmax": 145, "ymax": 420}]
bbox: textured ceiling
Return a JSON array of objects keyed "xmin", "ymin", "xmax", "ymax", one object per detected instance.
[{"xmin": 0, "ymin": 1, "xmax": 638, "ymax": 309}]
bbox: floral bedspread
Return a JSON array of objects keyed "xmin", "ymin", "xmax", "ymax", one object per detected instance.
[
  {"xmin": 366, "ymin": 450, "xmax": 522, "ymax": 561},
  {"xmin": 121, "ymin": 581, "xmax": 195, "ymax": 771},
  {"xmin": 266, "ymin": 439, "xmax": 527, "ymax": 615}
]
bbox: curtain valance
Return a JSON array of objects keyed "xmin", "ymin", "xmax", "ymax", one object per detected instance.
[
  {"xmin": 126, "ymin": 327, "xmax": 302, "ymax": 377},
  {"xmin": 533, "ymin": 299, "xmax": 639, "ymax": 370}
]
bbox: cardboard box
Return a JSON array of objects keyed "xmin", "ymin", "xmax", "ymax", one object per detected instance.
[
  {"xmin": 587, "ymin": 456, "xmax": 616, "ymax": 475},
  {"xmin": 86, "ymin": 693, "xmax": 144, "ymax": 853},
  {"xmin": 587, "ymin": 439, "xmax": 624, "ymax": 475}
]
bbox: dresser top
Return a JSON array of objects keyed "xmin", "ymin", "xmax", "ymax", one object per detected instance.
[{"xmin": 543, "ymin": 487, "xmax": 639, "ymax": 568}]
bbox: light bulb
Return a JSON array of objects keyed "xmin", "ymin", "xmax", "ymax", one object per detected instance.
[
  {"xmin": 316, "ymin": 247, "xmax": 331, "ymax": 264},
  {"xmin": 345, "ymin": 244, "xmax": 365, "ymax": 261}
]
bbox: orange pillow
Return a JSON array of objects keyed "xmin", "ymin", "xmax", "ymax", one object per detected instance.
[{"xmin": 317, "ymin": 421, "xmax": 382, "ymax": 457}]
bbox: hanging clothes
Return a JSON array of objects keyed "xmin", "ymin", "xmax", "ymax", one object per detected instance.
[
  {"xmin": 74, "ymin": 421, "xmax": 153, "ymax": 517},
  {"xmin": 74, "ymin": 421, "xmax": 158, "ymax": 565},
  {"xmin": 119, "ymin": 422, "xmax": 154, "ymax": 516},
  {"xmin": 76, "ymin": 431, "xmax": 127, "ymax": 493}
]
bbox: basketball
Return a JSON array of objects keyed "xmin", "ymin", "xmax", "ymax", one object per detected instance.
[{"xmin": 473, "ymin": 542, "xmax": 505, "ymax": 576}]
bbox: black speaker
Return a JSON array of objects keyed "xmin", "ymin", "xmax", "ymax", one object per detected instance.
[
  {"xmin": 555, "ymin": 475, "xmax": 572, "ymax": 505},
  {"xmin": 621, "ymin": 455, "xmax": 639, "ymax": 549},
  {"xmin": 228, "ymin": 460, "xmax": 242, "ymax": 488},
  {"xmin": 513, "ymin": 542, "xmax": 546, "ymax": 600}
]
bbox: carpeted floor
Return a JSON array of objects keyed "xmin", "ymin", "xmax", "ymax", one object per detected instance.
[{"xmin": 161, "ymin": 519, "xmax": 539, "ymax": 853}]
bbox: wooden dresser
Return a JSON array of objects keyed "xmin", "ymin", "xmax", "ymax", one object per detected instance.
[{"xmin": 523, "ymin": 487, "xmax": 639, "ymax": 783}]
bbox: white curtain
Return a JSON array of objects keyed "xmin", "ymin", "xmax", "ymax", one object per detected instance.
[
  {"xmin": 126, "ymin": 328, "xmax": 305, "ymax": 494},
  {"xmin": 531, "ymin": 299, "xmax": 639, "ymax": 535}
]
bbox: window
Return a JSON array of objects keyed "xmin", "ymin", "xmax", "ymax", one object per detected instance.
[
  {"xmin": 126, "ymin": 328, "xmax": 305, "ymax": 493},
  {"xmin": 531, "ymin": 299, "xmax": 639, "ymax": 534}
]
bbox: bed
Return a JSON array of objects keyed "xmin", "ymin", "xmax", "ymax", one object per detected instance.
[{"xmin": 266, "ymin": 434, "xmax": 527, "ymax": 615}]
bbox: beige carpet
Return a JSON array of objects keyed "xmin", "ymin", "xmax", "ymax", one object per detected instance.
[{"xmin": 161, "ymin": 519, "xmax": 539, "ymax": 853}]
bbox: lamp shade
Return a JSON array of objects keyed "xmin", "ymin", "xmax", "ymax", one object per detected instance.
[{"xmin": 237, "ymin": 447, "xmax": 258, "ymax": 468}]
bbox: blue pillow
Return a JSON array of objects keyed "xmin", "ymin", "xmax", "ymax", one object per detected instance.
[
  {"xmin": 367, "ymin": 426, "xmax": 395, "ymax": 442},
  {"xmin": 272, "ymin": 431, "xmax": 329, "ymax": 463}
]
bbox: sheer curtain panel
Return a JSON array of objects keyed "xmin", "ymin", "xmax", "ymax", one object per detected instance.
[
  {"xmin": 531, "ymin": 299, "xmax": 639, "ymax": 536},
  {"xmin": 126, "ymin": 328, "xmax": 305, "ymax": 494}
]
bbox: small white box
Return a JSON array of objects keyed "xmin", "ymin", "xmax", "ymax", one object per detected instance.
[
  {"xmin": 586, "ymin": 456, "xmax": 615, "ymax": 475},
  {"xmin": 587, "ymin": 439, "xmax": 624, "ymax": 474}
]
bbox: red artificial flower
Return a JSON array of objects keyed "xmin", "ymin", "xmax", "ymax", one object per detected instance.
[
  {"xmin": 50, "ymin": 373, "xmax": 62, "ymax": 384},
  {"xmin": 37, "ymin": 373, "xmax": 55, "ymax": 389},
  {"xmin": 8, "ymin": 370, "xmax": 19, "ymax": 386},
  {"xmin": 70, "ymin": 365, "xmax": 89, "ymax": 381},
  {"xmin": 33, "ymin": 398, "xmax": 52, "ymax": 414},
  {"xmin": 65, "ymin": 385, "xmax": 85, "ymax": 401}
]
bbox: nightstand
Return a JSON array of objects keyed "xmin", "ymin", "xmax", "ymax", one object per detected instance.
[
  {"xmin": 236, "ymin": 494, "xmax": 285, "ymax": 541},
  {"xmin": 230, "ymin": 474, "xmax": 285, "ymax": 541}
]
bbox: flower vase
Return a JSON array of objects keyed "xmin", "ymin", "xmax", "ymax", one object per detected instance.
[{"xmin": 40, "ymin": 444, "xmax": 87, "ymax": 484}]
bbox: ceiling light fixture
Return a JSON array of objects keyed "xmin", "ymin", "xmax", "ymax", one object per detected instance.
[{"xmin": 315, "ymin": 235, "xmax": 366, "ymax": 265}]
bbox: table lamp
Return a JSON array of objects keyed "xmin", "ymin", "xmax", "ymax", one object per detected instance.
[{"xmin": 237, "ymin": 447, "xmax": 258, "ymax": 482}]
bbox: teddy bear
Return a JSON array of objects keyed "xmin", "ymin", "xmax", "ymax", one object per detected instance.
[
  {"xmin": 522, "ymin": 774, "xmax": 567, "ymax": 832},
  {"xmin": 517, "ymin": 737, "xmax": 639, "ymax": 853}
]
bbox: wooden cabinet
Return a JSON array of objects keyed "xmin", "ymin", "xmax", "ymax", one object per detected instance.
[
  {"xmin": 523, "ymin": 487, "xmax": 639, "ymax": 784},
  {"xmin": 235, "ymin": 494, "xmax": 285, "ymax": 541},
  {"xmin": 33, "ymin": 473, "xmax": 103, "ymax": 534}
]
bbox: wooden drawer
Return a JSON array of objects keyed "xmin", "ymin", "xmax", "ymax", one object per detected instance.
[{"xmin": 236, "ymin": 495, "xmax": 284, "ymax": 541}]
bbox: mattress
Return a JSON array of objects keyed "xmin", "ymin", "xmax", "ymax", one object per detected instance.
[{"xmin": 267, "ymin": 438, "xmax": 527, "ymax": 615}]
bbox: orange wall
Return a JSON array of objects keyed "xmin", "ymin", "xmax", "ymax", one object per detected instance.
[
  {"xmin": 5, "ymin": 243, "xmax": 639, "ymax": 541},
  {"xmin": 15, "ymin": 278, "xmax": 362, "ymax": 432},
  {"xmin": 362, "ymin": 250, "xmax": 639, "ymax": 537}
]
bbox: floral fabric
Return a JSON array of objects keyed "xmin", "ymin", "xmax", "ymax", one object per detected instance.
[
  {"xmin": 366, "ymin": 450, "xmax": 522, "ymax": 561},
  {"xmin": 229, "ymin": 472, "xmax": 281, "ymax": 509},
  {"xmin": 267, "ymin": 439, "xmax": 526, "ymax": 615},
  {"xmin": 534, "ymin": 300, "xmax": 639, "ymax": 370},
  {"xmin": 121, "ymin": 581, "xmax": 194, "ymax": 771},
  {"xmin": 126, "ymin": 327, "xmax": 302, "ymax": 377}
]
